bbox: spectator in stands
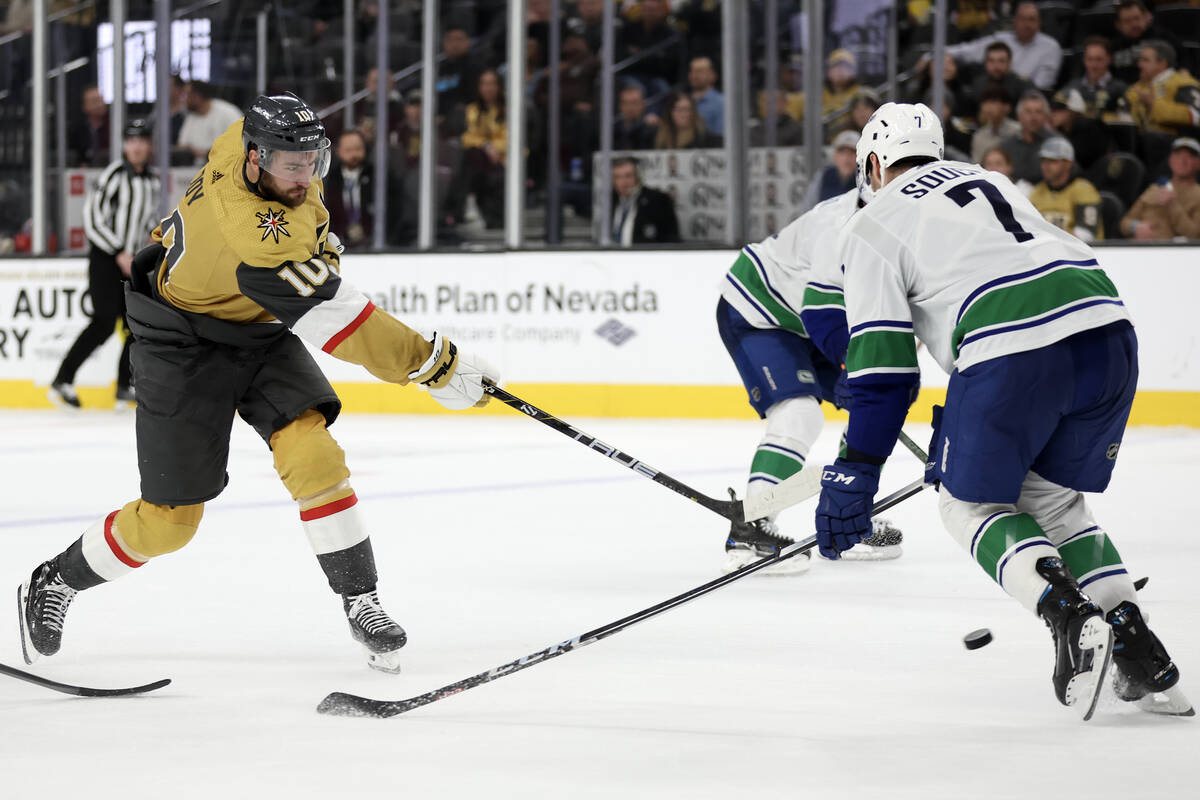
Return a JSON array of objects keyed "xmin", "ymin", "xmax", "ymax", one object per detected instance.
[
  {"xmin": 654, "ymin": 91, "xmax": 721, "ymax": 149},
  {"xmin": 800, "ymin": 130, "xmax": 859, "ymax": 212},
  {"xmin": 968, "ymin": 41, "xmax": 1033, "ymax": 116},
  {"xmin": 1049, "ymin": 90, "xmax": 1111, "ymax": 172},
  {"xmin": 907, "ymin": 52, "xmax": 974, "ymax": 117},
  {"xmin": 1125, "ymin": 41, "xmax": 1200, "ymax": 138},
  {"xmin": 793, "ymin": 49, "xmax": 862, "ymax": 133},
  {"xmin": 437, "ymin": 23, "xmax": 485, "ymax": 121},
  {"xmin": 356, "ymin": 67, "xmax": 406, "ymax": 146},
  {"xmin": 840, "ymin": 89, "xmax": 882, "ymax": 136},
  {"xmin": 981, "ymin": 145, "xmax": 1033, "ymax": 196},
  {"xmin": 395, "ymin": 90, "xmax": 423, "ymax": 171},
  {"xmin": 750, "ymin": 89, "xmax": 804, "ymax": 147},
  {"xmin": 176, "ymin": 81, "xmax": 243, "ymax": 164},
  {"xmin": 526, "ymin": 0, "xmax": 552, "ymax": 71},
  {"xmin": 168, "ymin": 75, "xmax": 188, "ymax": 144},
  {"xmin": 687, "ymin": 56, "xmax": 724, "ymax": 136},
  {"xmin": 674, "ymin": 0, "xmax": 723, "ymax": 66},
  {"xmin": 364, "ymin": 66, "xmax": 404, "ymax": 106},
  {"xmin": 1060, "ymin": 37, "xmax": 1128, "ymax": 121},
  {"xmin": 609, "ymin": 156, "xmax": 680, "ymax": 246},
  {"xmin": 551, "ymin": 30, "xmax": 600, "ymax": 128},
  {"xmin": 1029, "ymin": 137, "xmax": 1104, "ymax": 242},
  {"xmin": 940, "ymin": 1, "xmax": 1062, "ymax": 91},
  {"xmin": 1110, "ymin": 0, "xmax": 1183, "ymax": 87},
  {"xmin": 614, "ymin": 84, "xmax": 660, "ymax": 150},
  {"xmin": 928, "ymin": 89, "xmax": 974, "ymax": 162},
  {"xmin": 323, "ymin": 129, "xmax": 405, "ymax": 249},
  {"xmin": 461, "ymin": 69, "xmax": 508, "ymax": 229},
  {"xmin": 971, "ymin": 86, "xmax": 1020, "ymax": 163},
  {"xmin": 67, "ymin": 85, "xmax": 110, "ymax": 167},
  {"xmin": 569, "ymin": 0, "xmax": 605, "ymax": 54},
  {"xmin": 1120, "ymin": 137, "xmax": 1200, "ymax": 240},
  {"xmin": 1001, "ymin": 89, "xmax": 1054, "ymax": 184},
  {"xmin": 951, "ymin": 0, "xmax": 998, "ymax": 40},
  {"xmin": 391, "ymin": 89, "xmax": 459, "ymax": 234},
  {"xmin": 617, "ymin": 0, "xmax": 682, "ymax": 102}
]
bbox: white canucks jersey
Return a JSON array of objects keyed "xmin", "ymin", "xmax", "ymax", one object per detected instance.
[
  {"xmin": 837, "ymin": 161, "xmax": 1131, "ymax": 382},
  {"xmin": 719, "ymin": 189, "xmax": 859, "ymax": 335}
]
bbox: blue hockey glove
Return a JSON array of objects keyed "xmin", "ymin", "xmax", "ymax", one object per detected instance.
[
  {"xmin": 833, "ymin": 366, "xmax": 853, "ymax": 411},
  {"xmin": 925, "ymin": 404, "xmax": 944, "ymax": 490},
  {"xmin": 815, "ymin": 459, "xmax": 881, "ymax": 560}
]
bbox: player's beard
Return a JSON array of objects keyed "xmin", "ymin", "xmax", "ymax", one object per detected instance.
[{"xmin": 260, "ymin": 171, "xmax": 308, "ymax": 209}]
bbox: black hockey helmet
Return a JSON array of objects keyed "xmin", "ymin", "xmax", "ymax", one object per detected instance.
[{"xmin": 242, "ymin": 92, "xmax": 331, "ymax": 180}]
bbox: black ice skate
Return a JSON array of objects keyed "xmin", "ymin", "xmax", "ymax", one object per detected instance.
[
  {"xmin": 1106, "ymin": 601, "xmax": 1193, "ymax": 716},
  {"xmin": 723, "ymin": 490, "xmax": 810, "ymax": 576},
  {"xmin": 1035, "ymin": 557, "xmax": 1112, "ymax": 720},
  {"xmin": 838, "ymin": 517, "xmax": 904, "ymax": 561},
  {"xmin": 16, "ymin": 561, "xmax": 79, "ymax": 665},
  {"xmin": 343, "ymin": 590, "xmax": 407, "ymax": 674},
  {"xmin": 48, "ymin": 381, "xmax": 80, "ymax": 409}
]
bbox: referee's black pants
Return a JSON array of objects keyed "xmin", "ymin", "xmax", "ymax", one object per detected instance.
[{"xmin": 55, "ymin": 246, "xmax": 132, "ymax": 390}]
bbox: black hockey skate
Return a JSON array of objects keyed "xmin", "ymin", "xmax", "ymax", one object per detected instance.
[
  {"xmin": 1035, "ymin": 557, "xmax": 1112, "ymax": 720},
  {"xmin": 723, "ymin": 490, "xmax": 810, "ymax": 576},
  {"xmin": 1106, "ymin": 601, "xmax": 1193, "ymax": 716},
  {"xmin": 16, "ymin": 561, "xmax": 78, "ymax": 665},
  {"xmin": 343, "ymin": 590, "xmax": 407, "ymax": 674}
]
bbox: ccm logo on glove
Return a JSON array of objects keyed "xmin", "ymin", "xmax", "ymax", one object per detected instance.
[{"xmin": 822, "ymin": 469, "xmax": 857, "ymax": 485}]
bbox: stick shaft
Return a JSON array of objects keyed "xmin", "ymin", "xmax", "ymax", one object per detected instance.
[
  {"xmin": 484, "ymin": 384, "xmax": 742, "ymax": 520},
  {"xmin": 896, "ymin": 430, "xmax": 929, "ymax": 463},
  {"xmin": 318, "ymin": 477, "xmax": 928, "ymax": 718}
]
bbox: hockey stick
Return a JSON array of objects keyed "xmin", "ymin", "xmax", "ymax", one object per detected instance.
[
  {"xmin": 316, "ymin": 476, "xmax": 928, "ymax": 719},
  {"xmin": 0, "ymin": 661, "xmax": 170, "ymax": 698},
  {"xmin": 896, "ymin": 430, "xmax": 928, "ymax": 463},
  {"xmin": 482, "ymin": 383, "xmax": 825, "ymax": 523}
]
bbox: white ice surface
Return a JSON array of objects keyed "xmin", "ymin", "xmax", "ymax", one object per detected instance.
[{"xmin": 0, "ymin": 409, "xmax": 1196, "ymax": 799}]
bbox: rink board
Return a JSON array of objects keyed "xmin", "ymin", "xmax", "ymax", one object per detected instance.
[{"xmin": 0, "ymin": 247, "xmax": 1196, "ymax": 424}]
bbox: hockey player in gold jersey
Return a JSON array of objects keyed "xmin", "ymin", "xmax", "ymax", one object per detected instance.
[{"xmin": 17, "ymin": 93, "xmax": 498, "ymax": 674}]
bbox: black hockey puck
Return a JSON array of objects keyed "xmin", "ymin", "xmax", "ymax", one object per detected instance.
[
  {"xmin": 963, "ymin": 628, "xmax": 993, "ymax": 650},
  {"xmin": 1134, "ymin": 576, "xmax": 1149, "ymax": 591}
]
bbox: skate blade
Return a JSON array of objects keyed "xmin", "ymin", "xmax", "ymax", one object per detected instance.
[
  {"xmin": 46, "ymin": 388, "xmax": 80, "ymax": 410},
  {"xmin": 1135, "ymin": 685, "xmax": 1195, "ymax": 717},
  {"xmin": 367, "ymin": 649, "xmax": 404, "ymax": 674},
  {"xmin": 838, "ymin": 544, "xmax": 903, "ymax": 561},
  {"xmin": 721, "ymin": 549, "xmax": 811, "ymax": 576},
  {"xmin": 1065, "ymin": 618, "xmax": 1113, "ymax": 722},
  {"xmin": 15, "ymin": 582, "xmax": 37, "ymax": 666}
]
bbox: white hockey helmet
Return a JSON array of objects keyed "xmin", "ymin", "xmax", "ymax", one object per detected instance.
[{"xmin": 855, "ymin": 102, "xmax": 944, "ymax": 191}]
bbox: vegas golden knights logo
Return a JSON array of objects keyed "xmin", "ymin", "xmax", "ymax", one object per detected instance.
[{"xmin": 256, "ymin": 208, "xmax": 291, "ymax": 243}]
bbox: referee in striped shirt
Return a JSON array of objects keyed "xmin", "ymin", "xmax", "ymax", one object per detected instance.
[{"xmin": 51, "ymin": 120, "xmax": 160, "ymax": 408}]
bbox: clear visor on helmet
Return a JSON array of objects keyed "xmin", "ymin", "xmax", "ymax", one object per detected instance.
[{"xmin": 258, "ymin": 139, "xmax": 331, "ymax": 182}]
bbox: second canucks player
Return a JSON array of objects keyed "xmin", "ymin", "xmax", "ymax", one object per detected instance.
[{"xmin": 716, "ymin": 184, "xmax": 903, "ymax": 576}]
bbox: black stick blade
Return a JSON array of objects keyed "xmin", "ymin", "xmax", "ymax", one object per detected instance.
[
  {"xmin": 73, "ymin": 678, "xmax": 172, "ymax": 697},
  {"xmin": 0, "ymin": 661, "xmax": 170, "ymax": 697},
  {"xmin": 317, "ymin": 691, "xmax": 402, "ymax": 718}
]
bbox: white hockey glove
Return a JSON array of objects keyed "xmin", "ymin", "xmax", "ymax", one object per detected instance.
[
  {"xmin": 320, "ymin": 232, "xmax": 344, "ymax": 270},
  {"xmin": 323, "ymin": 231, "xmax": 345, "ymax": 255},
  {"xmin": 408, "ymin": 331, "xmax": 500, "ymax": 410}
]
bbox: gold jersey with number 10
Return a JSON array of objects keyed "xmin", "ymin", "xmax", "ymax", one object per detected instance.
[{"xmin": 150, "ymin": 119, "xmax": 431, "ymax": 383}]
